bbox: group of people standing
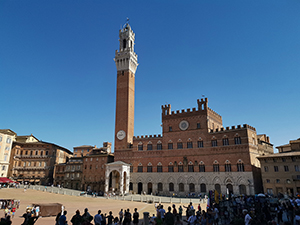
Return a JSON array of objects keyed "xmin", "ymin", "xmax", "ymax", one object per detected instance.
[
  {"xmin": 151, "ymin": 203, "xmax": 219, "ymax": 225},
  {"xmin": 65, "ymin": 207, "xmax": 139, "ymax": 225},
  {"xmin": 0, "ymin": 205, "xmax": 18, "ymax": 225}
]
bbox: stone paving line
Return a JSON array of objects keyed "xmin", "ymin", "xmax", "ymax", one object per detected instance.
[{"xmin": 0, "ymin": 188, "xmax": 207, "ymax": 225}]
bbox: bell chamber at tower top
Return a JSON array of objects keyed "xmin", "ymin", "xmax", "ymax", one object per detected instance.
[{"xmin": 114, "ymin": 23, "xmax": 139, "ymax": 74}]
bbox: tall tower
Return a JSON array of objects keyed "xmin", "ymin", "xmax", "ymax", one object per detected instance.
[{"xmin": 114, "ymin": 23, "xmax": 138, "ymax": 151}]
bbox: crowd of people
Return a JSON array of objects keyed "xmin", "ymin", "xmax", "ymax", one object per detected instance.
[
  {"xmin": 210, "ymin": 194, "xmax": 300, "ymax": 225},
  {"xmin": 151, "ymin": 203, "xmax": 219, "ymax": 225},
  {"xmin": 0, "ymin": 201, "xmax": 19, "ymax": 225},
  {"xmin": 3, "ymin": 189, "xmax": 300, "ymax": 225},
  {"xmin": 56, "ymin": 198, "xmax": 300, "ymax": 225},
  {"xmin": 55, "ymin": 207, "xmax": 140, "ymax": 225}
]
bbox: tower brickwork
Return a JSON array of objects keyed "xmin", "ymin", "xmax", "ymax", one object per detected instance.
[{"xmin": 114, "ymin": 23, "xmax": 138, "ymax": 153}]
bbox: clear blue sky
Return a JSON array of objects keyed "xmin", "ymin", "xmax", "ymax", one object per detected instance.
[{"xmin": 1, "ymin": 1, "xmax": 299, "ymax": 152}]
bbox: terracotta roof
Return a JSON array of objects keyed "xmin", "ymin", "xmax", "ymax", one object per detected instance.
[
  {"xmin": 0, "ymin": 129, "xmax": 17, "ymax": 136},
  {"xmin": 13, "ymin": 141, "xmax": 73, "ymax": 155}
]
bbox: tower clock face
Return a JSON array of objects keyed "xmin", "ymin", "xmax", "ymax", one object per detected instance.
[
  {"xmin": 179, "ymin": 120, "xmax": 189, "ymax": 131},
  {"xmin": 116, "ymin": 130, "xmax": 126, "ymax": 140}
]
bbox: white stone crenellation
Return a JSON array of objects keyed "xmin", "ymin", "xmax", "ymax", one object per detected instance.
[
  {"xmin": 114, "ymin": 51, "xmax": 138, "ymax": 74},
  {"xmin": 114, "ymin": 23, "xmax": 138, "ymax": 74}
]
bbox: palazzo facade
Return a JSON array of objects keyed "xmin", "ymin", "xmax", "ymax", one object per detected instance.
[
  {"xmin": 9, "ymin": 136, "xmax": 72, "ymax": 185},
  {"xmin": 106, "ymin": 22, "xmax": 273, "ymax": 196}
]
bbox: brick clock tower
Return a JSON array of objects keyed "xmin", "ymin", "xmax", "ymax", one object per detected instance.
[{"xmin": 114, "ymin": 23, "xmax": 138, "ymax": 152}]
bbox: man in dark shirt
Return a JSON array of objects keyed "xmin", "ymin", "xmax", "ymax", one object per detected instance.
[
  {"xmin": 164, "ymin": 207, "xmax": 174, "ymax": 225},
  {"xmin": 59, "ymin": 211, "xmax": 67, "ymax": 225}
]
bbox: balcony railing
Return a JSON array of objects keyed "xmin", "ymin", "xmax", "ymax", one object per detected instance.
[
  {"xmin": 13, "ymin": 166, "xmax": 48, "ymax": 170},
  {"xmin": 15, "ymin": 155, "xmax": 49, "ymax": 158}
]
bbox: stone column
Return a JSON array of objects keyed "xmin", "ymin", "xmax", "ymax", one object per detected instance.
[
  {"xmin": 125, "ymin": 174, "xmax": 130, "ymax": 194},
  {"xmin": 105, "ymin": 169, "xmax": 109, "ymax": 193},
  {"xmin": 120, "ymin": 169, "xmax": 124, "ymax": 195}
]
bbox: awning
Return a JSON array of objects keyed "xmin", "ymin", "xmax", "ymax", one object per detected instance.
[{"xmin": 0, "ymin": 178, "xmax": 17, "ymax": 184}]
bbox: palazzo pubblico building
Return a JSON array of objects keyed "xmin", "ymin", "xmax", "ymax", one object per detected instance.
[{"xmin": 104, "ymin": 23, "xmax": 273, "ymax": 196}]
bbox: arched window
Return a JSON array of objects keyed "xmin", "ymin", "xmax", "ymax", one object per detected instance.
[
  {"xmin": 226, "ymin": 184, "xmax": 233, "ymax": 194},
  {"xmin": 211, "ymin": 139, "xmax": 218, "ymax": 147},
  {"xmin": 237, "ymin": 162, "xmax": 244, "ymax": 172},
  {"xmin": 123, "ymin": 39, "xmax": 126, "ymax": 49},
  {"xmin": 157, "ymin": 142, "xmax": 162, "ymax": 150},
  {"xmin": 215, "ymin": 184, "xmax": 221, "ymax": 193},
  {"xmin": 177, "ymin": 142, "xmax": 183, "ymax": 149},
  {"xmin": 147, "ymin": 144, "xmax": 153, "ymax": 150},
  {"xmin": 169, "ymin": 183, "xmax": 174, "ymax": 191},
  {"xmin": 223, "ymin": 138, "xmax": 229, "ymax": 146},
  {"xmin": 213, "ymin": 161, "xmax": 219, "ymax": 172},
  {"xmin": 200, "ymin": 183, "xmax": 206, "ymax": 192},
  {"xmin": 138, "ymin": 144, "xmax": 143, "ymax": 151},
  {"xmin": 157, "ymin": 164, "xmax": 162, "ymax": 172},
  {"xmin": 234, "ymin": 137, "xmax": 241, "ymax": 145},
  {"xmin": 239, "ymin": 185, "xmax": 246, "ymax": 195},
  {"xmin": 187, "ymin": 141, "xmax": 193, "ymax": 148},
  {"xmin": 138, "ymin": 165, "xmax": 143, "ymax": 172},
  {"xmin": 168, "ymin": 164, "xmax": 174, "ymax": 172},
  {"xmin": 158, "ymin": 183, "xmax": 163, "ymax": 192},
  {"xmin": 189, "ymin": 183, "xmax": 195, "ymax": 192},
  {"xmin": 199, "ymin": 163, "xmax": 205, "ymax": 172},
  {"xmin": 225, "ymin": 161, "xmax": 231, "ymax": 172},
  {"xmin": 179, "ymin": 183, "xmax": 184, "ymax": 192},
  {"xmin": 178, "ymin": 163, "xmax": 184, "ymax": 172},
  {"xmin": 188, "ymin": 162, "xmax": 194, "ymax": 172},
  {"xmin": 147, "ymin": 165, "xmax": 153, "ymax": 172}
]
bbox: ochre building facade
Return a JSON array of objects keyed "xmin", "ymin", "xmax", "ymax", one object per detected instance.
[
  {"xmin": 9, "ymin": 136, "xmax": 72, "ymax": 185},
  {"xmin": 258, "ymin": 138, "xmax": 300, "ymax": 196}
]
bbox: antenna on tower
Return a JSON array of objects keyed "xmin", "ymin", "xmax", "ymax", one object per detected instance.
[{"xmin": 123, "ymin": 18, "xmax": 130, "ymax": 28}]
